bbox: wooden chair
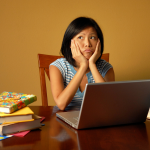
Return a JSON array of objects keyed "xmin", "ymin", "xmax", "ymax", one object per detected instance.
[{"xmin": 38, "ymin": 53, "xmax": 109, "ymax": 106}]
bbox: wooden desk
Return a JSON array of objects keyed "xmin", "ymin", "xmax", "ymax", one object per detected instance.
[{"xmin": 1, "ymin": 106, "xmax": 150, "ymax": 150}]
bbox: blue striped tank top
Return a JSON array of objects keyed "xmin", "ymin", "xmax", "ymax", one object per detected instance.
[{"xmin": 50, "ymin": 58, "xmax": 112, "ymax": 110}]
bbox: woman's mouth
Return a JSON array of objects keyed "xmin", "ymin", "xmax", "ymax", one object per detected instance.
[{"xmin": 84, "ymin": 49, "xmax": 93, "ymax": 53}]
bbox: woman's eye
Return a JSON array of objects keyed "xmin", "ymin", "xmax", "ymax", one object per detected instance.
[
  {"xmin": 78, "ymin": 36, "xmax": 83, "ymax": 39},
  {"xmin": 91, "ymin": 36, "xmax": 96, "ymax": 39}
]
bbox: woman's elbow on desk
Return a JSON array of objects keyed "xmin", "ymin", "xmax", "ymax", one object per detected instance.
[{"xmin": 54, "ymin": 99, "xmax": 67, "ymax": 111}]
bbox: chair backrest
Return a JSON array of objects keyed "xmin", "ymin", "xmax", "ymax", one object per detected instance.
[{"xmin": 38, "ymin": 53, "xmax": 109, "ymax": 106}]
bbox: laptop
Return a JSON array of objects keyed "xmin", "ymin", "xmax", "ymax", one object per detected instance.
[{"xmin": 56, "ymin": 80, "xmax": 150, "ymax": 129}]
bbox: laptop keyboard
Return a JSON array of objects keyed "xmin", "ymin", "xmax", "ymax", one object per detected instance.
[{"xmin": 73, "ymin": 117, "xmax": 79, "ymax": 125}]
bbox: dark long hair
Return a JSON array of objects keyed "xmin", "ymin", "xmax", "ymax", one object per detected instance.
[{"xmin": 60, "ymin": 17, "xmax": 104, "ymax": 67}]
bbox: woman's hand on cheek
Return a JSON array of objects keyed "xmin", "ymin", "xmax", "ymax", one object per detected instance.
[
  {"xmin": 89, "ymin": 39, "xmax": 101, "ymax": 64},
  {"xmin": 71, "ymin": 39, "xmax": 88, "ymax": 68}
]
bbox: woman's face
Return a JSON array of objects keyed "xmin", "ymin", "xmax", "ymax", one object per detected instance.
[{"xmin": 72, "ymin": 27, "xmax": 99, "ymax": 60}]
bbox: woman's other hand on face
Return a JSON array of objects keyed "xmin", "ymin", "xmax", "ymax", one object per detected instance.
[
  {"xmin": 89, "ymin": 39, "xmax": 101, "ymax": 65},
  {"xmin": 71, "ymin": 39, "xmax": 88, "ymax": 69}
]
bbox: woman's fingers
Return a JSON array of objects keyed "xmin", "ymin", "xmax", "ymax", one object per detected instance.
[
  {"xmin": 95, "ymin": 39, "xmax": 101, "ymax": 54},
  {"xmin": 71, "ymin": 40, "xmax": 77, "ymax": 57},
  {"xmin": 75, "ymin": 42, "xmax": 82, "ymax": 55},
  {"xmin": 89, "ymin": 39, "xmax": 101, "ymax": 63},
  {"xmin": 95, "ymin": 39, "xmax": 101, "ymax": 58},
  {"xmin": 71, "ymin": 39, "xmax": 81, "ymax": 57}
]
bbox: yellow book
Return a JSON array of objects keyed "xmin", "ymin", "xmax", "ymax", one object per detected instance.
[{"xmin": 0, "ymin": 107, "xmax": 34, "ymax": 124}]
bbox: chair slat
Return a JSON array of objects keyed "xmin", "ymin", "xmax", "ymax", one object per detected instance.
[{"xmin": 39, "ymin": 67, "xmax": 48, "ymax": 106}]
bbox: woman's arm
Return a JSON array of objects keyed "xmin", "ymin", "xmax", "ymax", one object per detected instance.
[
  {"xmin": 104, "ymin": 68, "xmax": 115, "ymax": 81},
  {"xmin": 50, "ymin": 40, "xmax": 88, "ymax": 110},
  {"xmin": 89, "ymin": 39, "xmax": 115, "ymax": 82},
  {"xmin": 50, "ymin": 64, "xmax": 87, "ymax": 110}
]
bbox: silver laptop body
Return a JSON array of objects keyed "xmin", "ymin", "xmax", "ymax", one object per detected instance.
[{"xmin": 56, "ymin": 80, "xmax": 150, "ymax": 129}]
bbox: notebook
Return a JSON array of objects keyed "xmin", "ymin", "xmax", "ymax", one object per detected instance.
[{"xmin": 56, "ymin": 80, "xmax": 150, "ymax": 129}]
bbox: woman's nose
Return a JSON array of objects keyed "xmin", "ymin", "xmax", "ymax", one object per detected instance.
[{"xmin": 84, "ymin": 38, "xmax": 91, "ymax": 47}]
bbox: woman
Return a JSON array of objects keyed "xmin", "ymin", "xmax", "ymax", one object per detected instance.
[{"xmin": 50, "ymin": 17, "xmax": 115, "ymax": 110}]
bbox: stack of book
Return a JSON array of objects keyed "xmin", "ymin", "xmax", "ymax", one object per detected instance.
[{"xmin": 0, "ymin": 91, "xmax": 42, "ymax": 135}]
